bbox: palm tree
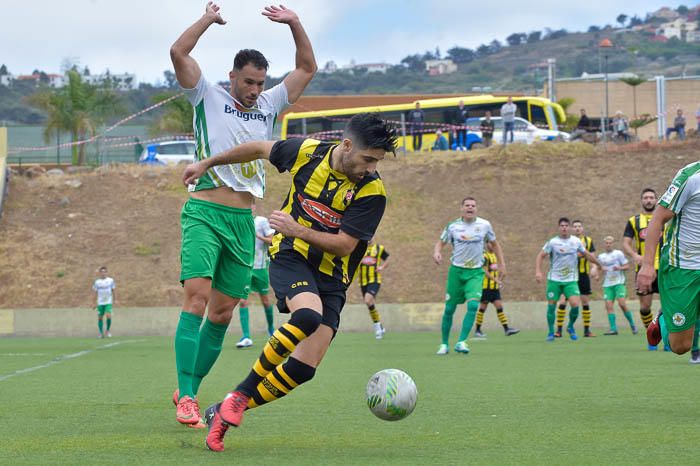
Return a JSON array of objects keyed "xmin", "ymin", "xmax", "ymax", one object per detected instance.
[
  {"xmin": 149, "ymin": 92, "xmax": 193, "ymax": 137},
  {"xmin": 619, "ymin": 76, "xmax": 647, "ymax": 137},
  {"xmin": 27, "ymin": 71, "xmax": 121, "ymax": 165}
]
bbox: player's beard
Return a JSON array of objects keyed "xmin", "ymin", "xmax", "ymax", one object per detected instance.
[{"xmin": 642, "ymin": 203, "xmax": 655, "ymax": 213}]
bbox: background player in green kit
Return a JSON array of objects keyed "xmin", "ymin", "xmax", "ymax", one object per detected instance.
[
  {"xmin": 170, "ymin": 2, "xmax": 316, "ymax": 427},
  {"xmin": 535, "ymin": 218, "xmax": 601, "ymax": 342},
  {"xmin": 433, "ymin": 197, "xmax": 507, "ymax": 355},
  {"xmin": 639, "ymin": 161, "xmax": 700, "ymax": 363},
  {"xmin": 92, "ymin": 266, "xmax": 115, "ymax": 338},
  {"xmin": 597, "ymin": 236, "xmax": 636, "ymax": 335},
  {"xmin": 236, "ymin": 205, "xmax": 276, "ymax": 348}
]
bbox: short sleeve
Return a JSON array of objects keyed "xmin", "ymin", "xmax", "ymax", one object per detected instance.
[
  {"xmin": 260, "ymin": 218, "xmax": 275, "ymax": 237},
  {"xmin": 623, "ymin": 220, "xmax": 635, "ymax": 238},
  {"xmin": 617, "ymin": 251, "xmax": 628, "ymax": 265},
  {"xmin": 92, "ymin": 281, "xmax": 97, "ymax": 291},
  {"xmin": 542, "ymin": 240, "xmax": 552, "ymax": 253},
  {"xmin": 110, "ymin": 279, "xmax": 115, "ymax": 290},
  {"xmin": 269, "ymin": 138, "xmax": 305, "ymax": 173},
  {"xmin": 589, "ymin": 239, "xmax": 596, "ymax": 253},
  {"xmin": 380, "ymin": 249, "xmax": 390, "ymax": 260},
  {"xmin": 180, "ymin": 74, "xmax": 209, "ymax": 106},
  {"xmin": 485, "ymin": 222, "xmax": 496, "ymax": 242},
  {"xmin": 340, "ymin": 195, "xmax": 386, "ymax": 241},
  {"xmin": 576, "ymin": 239, "xmax": 586, "ymax": 253},
  {"xmin": 440, "ymin": 226, "xmax": 451, "ymax": 243},
  {"xmin": 659, "ymin": 170, "xmax": 699, "ymax": 213},
  {"xmin": 258, "ymin": 82, "xmax": 289, "ymax": 114}
]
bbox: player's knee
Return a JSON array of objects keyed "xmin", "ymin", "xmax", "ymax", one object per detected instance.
[
  {"xmin": 290, "ymin": 308, "xmax": 323, "ymax": 336},
  {"xmin": 186, "ymin": 292, "xmax": 208, "ymax": 314},
  {"xmin": 261, "ymin": 294, "xmax": 271, "ymax": 307},
  {"xmin": 240, "ymin": 299, "xmax": 250, "ymax": 308},
  {"xmin": 364, "ymin": 294, "xmax": 375, "ymax": 307},
  {"xmin": 670, "ymin": 339, "xmax": 692, "ymax": 355}
]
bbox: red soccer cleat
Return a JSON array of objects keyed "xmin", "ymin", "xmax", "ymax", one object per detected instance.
[
  {"xmin": 205, "ymin": 403, "xmax": 229, "ymax": 452},
  {"xmin": 647, "ymin": 313, "xmax": 662, "ymax": 347},
  {"xmin": 219, "ymin": 391, "xmax": 250, "ymax": 427},
  {"xmin": 176, "ymin": 396, "xmax": 199, "ymax": 425}
]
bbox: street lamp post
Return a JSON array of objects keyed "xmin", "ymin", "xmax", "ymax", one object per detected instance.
[{"xmin": 599, "ymin": 39, "xmax": 613, "ymax": 143}]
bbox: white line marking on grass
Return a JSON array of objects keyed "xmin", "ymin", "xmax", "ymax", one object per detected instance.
[
  {"xmin": 0, "ymin": 353, "xmax": 50, "ymax": 356},
  {"xmin": 0, "ymin": 340, "xmax": 144, "ymax": 382}
]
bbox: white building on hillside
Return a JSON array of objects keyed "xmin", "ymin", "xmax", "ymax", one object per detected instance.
[
  {"xmin": 425, "ymin": 59, "xmax": 457, "ymax": 76},
  {"xmin": 0, "ymin": 74, "xmax": 13, "ymax": 86},
  {"xmin": 656, "ymin": 17, "xmax": 698, "ymax": 42}
]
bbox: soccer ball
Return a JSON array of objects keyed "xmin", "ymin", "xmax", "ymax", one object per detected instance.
[{"xmin": 366, "ymin": 369, "xmax": 417, "ymax": 421}]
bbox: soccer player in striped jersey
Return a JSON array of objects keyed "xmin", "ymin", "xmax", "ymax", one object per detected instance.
[
  {"xmin": 536, "ymin": 218, "xmax": 602, "ymax": 342},
  {"xmin": 623, "ymin": 188, "xmax": 665, "ymax": 350},
  {"xmin": 433, "ymin": 198, "xmax": 507, "ymax": 355},
  {"xmin": 596, "ymin": 236, "xmax": 636, "ymax": 335},
  {"xmin": 182, "ymin": 113, "xmax": 396, "ymax": 452},
  {"xmin": 556, "ymin": 220, "xmax": 598, "ymax": 338},
  {"xmin": 169, "ymin": 2, "xmax": 316, "ymax": 428},
  {"xmin": 358, "ymin": 240, "xmax": 390, "ymax": 339},
  {"xmin": 474, "ymin": 243, "xmax": 519, "ymax": 338},
  {"xmin": 639, "ymin": 161, "xmax": 700, "ymax": 363}
]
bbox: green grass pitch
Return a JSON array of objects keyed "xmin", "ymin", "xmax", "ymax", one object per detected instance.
[{"xmin": 0, "ymin": 330, "xmax": 695, "ymax": 465}]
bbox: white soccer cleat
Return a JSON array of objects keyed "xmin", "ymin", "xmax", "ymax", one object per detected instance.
[
  {"xmin": 374, "ymin": 323, "xmax": 386, "ymax": 339},
  {"xmin": 235, "ymin": 337, "xmax": 253, "ymax": 349},
  {"xmin": 436, "ymin": 344, "xmax": 449, "ymax": 355},
  {"xmin": 106, "ymin": 332, "xmax": 112, "ymax": 338},
  {"xmin": 454, "ymin": 341, "xmax": 470, "ymax": 354}
]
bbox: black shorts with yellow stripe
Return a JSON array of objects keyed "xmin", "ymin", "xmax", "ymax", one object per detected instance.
[
  {"xmin": 578, "ymin": 274, "xmax": 592, "ymax": 296},
  {"xmin": 360, "ymin": 282, "xmax": 380, "ymax": 297},
  {"xmin": 269, "ymin": 251, "xmax": 346, "ymax": 332},
  {"xmin": 480, "ymin": 289, "xmax": 502, "ymax": 303}
]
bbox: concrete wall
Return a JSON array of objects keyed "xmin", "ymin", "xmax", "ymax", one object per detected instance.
[
  {"xmin": 554, "ymin": 78, "xmax": 700, "ymax": 140},
  {"xmin": 0, "ymin": 301, "xmax": 651, "ymax": 337}
]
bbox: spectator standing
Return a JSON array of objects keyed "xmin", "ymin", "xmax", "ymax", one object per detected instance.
[
  {"xmin": 500, "ymin": 96, "xmax": 517, "ymax": 145},
  {"xmin": 453, "ymin": 100, "xmax": 469, "ymax": 150},
  {"xmin": 666, "ymin": 109, "xmax": 686, "ymax": 141},
  {"xmin": 479, "ymin": 112, "xmax": 495, "ymax": 147},
  {"xmin": 407, "ymin": 102, "xmax": 425, "ymax": 151},
  {"xmin": 613, "ymin": 111, "xmax": 629, "ymax": 142}
]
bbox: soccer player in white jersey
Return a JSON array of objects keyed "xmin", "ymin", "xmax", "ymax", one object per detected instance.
[
  {"xmin": 597, "ymin": 236, "xmax": 636, "ymax": 335},
  {"xmin": 92, "ymin": 266, "xmax": 115, "ymax": 339},
  {"xmin": 433, "ymin": 197, "xmax": 507, "ymax": 355},
  {"xmin": 535, "ymin": 218, "xmax": 601, "ymax": 342},
  {"xmin": 235, "ymin": 204, "xmax": 276, "ymax": 348},
  {"xmin": 169, "ymin": 2, "xmax": 316, "ymax": 427},
  {"xmin": 639, "ymin": 161, "xmax": 700, "ymax": 363}
]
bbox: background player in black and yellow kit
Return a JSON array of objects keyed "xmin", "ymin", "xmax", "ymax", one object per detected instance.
[
  {"xmin": 556, "ymin": 220, "xmax": 598, "ymax": 338},
  {"xmin": 183, "ymin": 113, "xmax": 396, "ymax": 452},
  {"xmin": 359, "ymin": 240, "xmax": 390, "ymax": 339},
  {"xmin": 474, "ymin": 243, "xmax": 519, "ymax": 338},
  {"xmin": 623, "ymin": 188, "xmax": 666, "ymax": 351}
]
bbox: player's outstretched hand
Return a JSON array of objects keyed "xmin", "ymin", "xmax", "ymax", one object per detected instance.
[
  {"xmin": 182, "ymin": 162, "xmax": 207, "ymax": 186},
  {"xmin": 262, "ymin": 5, "xmax": 299, "ymax": 24},
  {"xmin": 269, "ymin": 210, "xmax": 301, "ymax": 237},
  {"xmin": 204, "ymin": 1, "xmax": 226, "ymax": 25}
]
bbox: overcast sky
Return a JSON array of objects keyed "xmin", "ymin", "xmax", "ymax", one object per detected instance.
[{"xmin": 1, "ymin": 0, "xmax": 690, "ymax": 84}]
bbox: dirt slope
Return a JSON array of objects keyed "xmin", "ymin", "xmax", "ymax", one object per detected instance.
[{"xmin": 1, "ymin": 141, "xmax": 698, "ymax": 308}]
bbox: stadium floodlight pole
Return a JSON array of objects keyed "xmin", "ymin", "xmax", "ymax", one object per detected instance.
[{"xmin": 599, "ymin": 39, "xmax": 613, "ymax": 146}]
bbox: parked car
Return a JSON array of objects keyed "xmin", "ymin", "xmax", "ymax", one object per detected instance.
[
  {"xmin": 466, "ymin": 117, "xmax": 570, "ymax": 146},
  {"xmin": 138, "ymin": 140, "xmax": 196, "ymax": 165}
]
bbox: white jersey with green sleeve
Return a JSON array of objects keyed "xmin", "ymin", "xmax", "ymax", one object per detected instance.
[
  {"xmin": 659, "ymin": 161, "xmax": 700, "ymax": 269},
  {"xmin": 93, "ymin": 277, "xmax": 115, "ymax": 305},
  {"xmin": 253, "ymin": 215, "xmax": 275, "ymax": 270},
  {"xmin": 182, "ymin": 75, "xmax": 289, "ymax": 198},
  {"xmin": 598, "ymin": 249, "xmax": 628, "ymax": 287},
  {"xmin": 440, "ymin": 217, "xmax": 496, "ymax": 268},
  {"xmin": 542, "ymin": 236, "xmax": 586, "ymax": 282}
]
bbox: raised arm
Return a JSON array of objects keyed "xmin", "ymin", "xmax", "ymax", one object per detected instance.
[
  {"xmin": 182, "ymin": 140, "xmax": 276, "ymax": 185},
  {"xmin": 170, "ymin": 2, "xmax": 226, "ymax": 88},
  {"xmin": 263, "ymin": 5, "xmax": 317, "ymax": 103}
]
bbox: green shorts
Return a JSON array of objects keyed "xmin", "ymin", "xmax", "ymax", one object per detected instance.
[
  {"xmin": 96, "ymin": 304, "xmax": 112, "ymax": 316},
  {"xmin": 603, "ymin": 283, "xmax": 627, "ymax": 301},
  {"xmin": 180, "ymin": 198, "xmax": 254, "ymax": 299},
  {"xmin": 445, "ymin": 265, "xmax": 484, "ymax": 305},
  {"xmin": 659, "ymin": 255, "xmax": 700, "ymax": 333},
  {"xmin": 546, "ymin": 280, "xmax": 580, "ymax": 301},
  {"xmin": 250, "ymin": 267, "xmax": 270, "ymax": 294}
]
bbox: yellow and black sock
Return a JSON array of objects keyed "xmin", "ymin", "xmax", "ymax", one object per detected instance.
[
  {"xmin": 496, "ymin": 308, "xmax": 509, "ymax": 330},
  {"xmin": 247, "ymin": 357, "xmax": 316, "ymax": 409},
  {"xmin": 236, "ymin": 308, "xmax": 322, "ymax": 396},
  {"xmin": 368, "ymin": 304, "xmax": 381, "ymax": 324},
  {"xmin": 640, "ymin": 308, "xmax": 653, "ymax": 328},
  {"xmin": 476, "ymin": 308, "xmax": 486, "ymax": 332},
  {"xmin": 582, "ymin": 305, "xmax": 591, "ymax": 333},
  {"xmin": 556, "ymin": 304, "xmax": 566, "ymax": 333}
]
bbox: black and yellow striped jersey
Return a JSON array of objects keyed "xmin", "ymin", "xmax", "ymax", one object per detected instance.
[
  {"xmin": 577, "ymin": 235, "xmax": 596, "ymax": 274},
  {"xmin": 359, "ymin": 244, "xmax": 390, "ymax": 286},
  {"xmin": 482, "ymin": 251, "xmax": 500, "ymax": 290},
  {"xmin": 267, "ymin": 138, "xmax": 387, "ymax": 285},
  {"xmin": 624, "ymin": 213, "xmax": 663, "ymax": 271}
]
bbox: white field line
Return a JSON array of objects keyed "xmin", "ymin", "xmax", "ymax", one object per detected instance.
[{"xmin": 0, "ymin": 340, "xmax": 143, "ymax": 382}]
